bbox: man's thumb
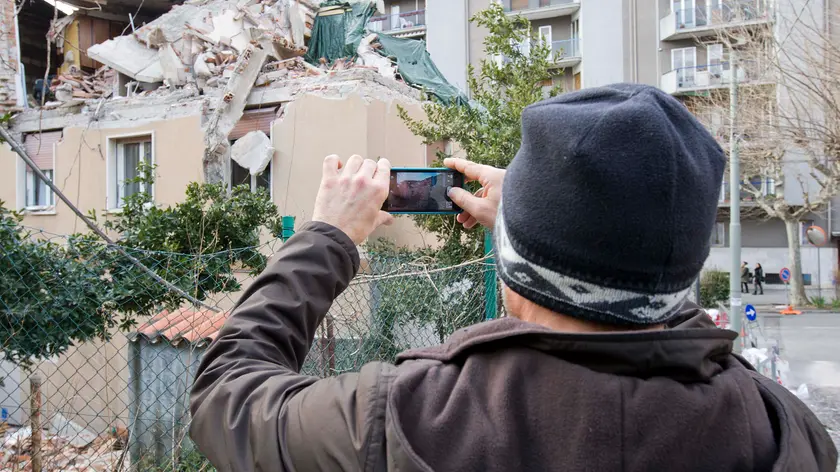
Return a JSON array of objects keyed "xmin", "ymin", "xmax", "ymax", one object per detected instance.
[{"xmin": 448, "ymin": 187, "xmax": 480, "ymax": 213}]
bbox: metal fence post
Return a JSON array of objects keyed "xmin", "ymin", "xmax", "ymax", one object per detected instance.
[{"xmin": 484, "ymin": 229, "xmax": 498, "ymax": 320}]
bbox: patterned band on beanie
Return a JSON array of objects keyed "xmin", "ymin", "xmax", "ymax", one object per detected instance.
[{"xmin": 494, "ymin": 210, "xmax": 691, "ymax": 325}]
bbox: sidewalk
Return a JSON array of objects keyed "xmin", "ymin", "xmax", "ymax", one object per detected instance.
[{"xmin": 740, "ymin": 287, "xmax": 837, "ymax": 308}]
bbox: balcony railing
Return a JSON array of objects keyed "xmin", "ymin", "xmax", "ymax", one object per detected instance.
[
  {"xmin": 660, "ymin": 4, "xmax": 771, "ymax": 40},
  {"xmin": 719, "ymin": 178, "xmax": 776, "ymax": 205},
  {"xmin": 661, "ymin": 61, "xmax": 767, "ymax": 94},
  {"xmin": 502, "ymin": 0, "xmax": 579, "ymax": 14},
  {"xmin": 550, "ymin": 38, "xmax": 580, "ymax": 62},
  {"xmin": 369, "ymin": 9, "xmax": 426, "ymax": 34}
]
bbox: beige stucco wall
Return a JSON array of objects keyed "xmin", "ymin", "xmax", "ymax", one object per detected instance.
[
  {"xmin": 2, "ymin": 89, "xmax": 434, "ymax": 431},
  {"xmin": 0, "ymin": 115, "xmax": 205, "ymax": 234},
  {"xmin": 273, "ymin": 92, "xmax": 432, "ymax": 249}
]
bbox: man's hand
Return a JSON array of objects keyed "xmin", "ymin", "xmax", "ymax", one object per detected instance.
[
  {"xmin": 312, "ymin": 155, "xmax": 394, "ymax": 244},
  {"xmin": 444, "ymin": 158, "xmax": 505, "ymax": 231}
]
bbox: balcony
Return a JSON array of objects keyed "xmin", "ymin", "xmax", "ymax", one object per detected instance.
[
  {"xmin": 660, "ymin": 61, "xmax": 769, "ymax": 95},
  {"xmin": 369, "ymin": 9, "xmax": 426, "ymax": 38},
  {"xmin": 660, "ymin": 4, "xmax": 772, "ymax": 41},
  {"xmin": 718, "ymin": 178, "xmax": 776, "ymax": 207},
  {"xmin": 503, "ymin": 0, "xmax": 580, "ymax": 20},
  {"xmin": 550, "ymin": 38, "xmax": 581, "ymax": 68}
]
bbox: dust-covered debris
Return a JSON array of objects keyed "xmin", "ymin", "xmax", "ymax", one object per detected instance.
[{"xmin": 0, "ymin": 423, "xmax": 129, "ymax": 472}]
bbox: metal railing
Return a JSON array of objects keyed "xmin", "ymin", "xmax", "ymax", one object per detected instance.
[
  {"xmin": 661, "ymin": 60, "xmax": 767, "ymax": 93},
  {"xmin": 502, "ymin": 0, "xmax": 578, "ymax": 12},
  {"xmin": 368, "ymin": 9, "xmax": 426, "ymax": 33},
  {"xmin": 551, "ymin": 38, "xmax": 580, "ymax": 60},
  {"xmin": 670, "ymin": 3, "xmax": 771, "ymax": 30}
]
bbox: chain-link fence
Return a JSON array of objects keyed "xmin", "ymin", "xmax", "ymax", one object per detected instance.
[{"xmin": 0, "ymin": 226, "xmax": 500, "ymax": 471}]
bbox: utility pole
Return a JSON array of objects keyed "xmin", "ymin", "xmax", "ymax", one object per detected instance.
[{"xmin": 729, "ymin": 51, "xmax": 744, "ymax": 353}]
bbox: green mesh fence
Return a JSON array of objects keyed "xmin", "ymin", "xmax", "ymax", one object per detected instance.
[{"xmin": 0, "ymin": 224, "xmax": 499, "ymax": 471}]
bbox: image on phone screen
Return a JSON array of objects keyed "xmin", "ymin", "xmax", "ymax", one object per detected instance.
[{"xmin": 383, "ymin": 169, "xmax": 463, "ymax": 214}]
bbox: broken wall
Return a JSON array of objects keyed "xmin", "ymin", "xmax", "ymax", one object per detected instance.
[{"xmin": 0, "ymin": 0, "xmax": 19, "ymax": 108}]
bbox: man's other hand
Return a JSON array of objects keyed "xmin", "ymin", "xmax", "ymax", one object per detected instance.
[
  {"xmin": 444, "ymin": 158, "xmax": 505, "ymax": 231},
  {"xmin": 313, "ymin": 155, "xmax": 394, "ymax": 244}
]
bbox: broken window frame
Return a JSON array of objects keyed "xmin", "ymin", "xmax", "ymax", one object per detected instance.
[{"xmin": 107, "ymin": 133, "xmax": 154, "ymax": 211}]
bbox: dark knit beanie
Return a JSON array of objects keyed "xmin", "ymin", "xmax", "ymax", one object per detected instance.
[{"xmin": 495, "ymin": 83, "xmax": 725, "ymax": 326}]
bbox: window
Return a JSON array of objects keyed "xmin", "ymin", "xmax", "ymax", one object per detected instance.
[
  {"xmin": 671, "ymin": 47, "xmax": 697, "ymax": 87},
  {"xmin": 230, "ymin": 159, "xmax": 271, "ymax": 193},
  {"xmin": 108, "ymin": 135, "xmax": 153, "ymax": 210},
  {"xmin": 674, "ymin": 0, "xmax": 696, "ymax": 28},
  {"xmin": 21, "ymin": 132, "xmax": 61, "ymax": 211},
  {"xmin": 25, "ymin": 169, "xmax": 54, "ymax": 209},
  {"xmin": 229, "ymin": 108, "xmax": 275, "ymax": 195},
  {"xmin": 710, "ymin": 222, "xmax": 726, "ymax": 247},
  {"xmin": 538, "ymin": 25, "xmax": 552, "ymax": 55}
]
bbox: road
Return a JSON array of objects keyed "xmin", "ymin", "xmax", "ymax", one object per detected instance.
[{"xmin": 757, "ymin": 311, "xmax": 840, "ymax": 460}]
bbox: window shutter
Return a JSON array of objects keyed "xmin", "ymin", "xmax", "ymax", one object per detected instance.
[
  {"xmin": 230, "ymin": 109, "xmax": 275, "ymax": 141},
  {"xmin": 24, "ymin": 131, "xmax": 61, "ymax": 170}
]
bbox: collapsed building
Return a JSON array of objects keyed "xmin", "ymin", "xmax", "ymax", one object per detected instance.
[{"xmin": 0, "ymin": 3, "xmax": 465, "ymax": 465}]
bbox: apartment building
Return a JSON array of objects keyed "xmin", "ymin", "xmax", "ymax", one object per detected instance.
[{"xmin": 418, "ymin": 0, "xmax": 838, "ymax": 291}]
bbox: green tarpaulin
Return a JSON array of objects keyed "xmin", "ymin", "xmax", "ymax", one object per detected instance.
[
  {"xmin": 374, "ymin": 34, "xmax": 469, "ymax": 106},
  {"xmin": 305, "ymin": 1, "xmax": 468, "ymax": 106},
  {"xmin": 305, "ymin": 1, "xmax": 377, "ymax": 65}
]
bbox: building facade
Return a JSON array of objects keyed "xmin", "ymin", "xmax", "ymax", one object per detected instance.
[{"xmin": 415, "ymin": 0, "xmax": 839, "ymax": 293}]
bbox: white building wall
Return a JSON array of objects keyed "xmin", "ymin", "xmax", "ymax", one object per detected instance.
[
  {"xmin": 579, "ymin": 0, "xmax": 626, "ymax": 87},
  {"xmin": 426, "ymin": 0, "xmax": 469, "ymax": 93}
]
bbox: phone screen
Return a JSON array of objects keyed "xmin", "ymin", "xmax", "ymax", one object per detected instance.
[{"xmin": 382, "ymin": 169, "xmax": 463, "ymax": 214}]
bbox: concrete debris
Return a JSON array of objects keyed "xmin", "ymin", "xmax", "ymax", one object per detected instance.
[
  {"xmin": 231, "ymin": 130, "xmax": 273, "ymax": 175},
  {"xmin": 87, "ymin": 0, "xmax": 314, "ymax": 90},
  {"xmin": 88, "ymin": 36, "xmax": 164, "ymax": 83},
  {"xmin": 357, "ymin": 34, "xmax": 396, "ymax": 80},
  {"xmin": 49, "ymin": 413, "xmax": 97, "ymax": 448},
  {"xmin": 50, "ymin": 66, "xmax": 115, "ymax": 104},
  {"xmin": 0, "ymin": 424, "xmax": 129, "ymax": 471},
  {"xmin": 203, "ymin": 44, "xmax": 269, "ymax": 184}
]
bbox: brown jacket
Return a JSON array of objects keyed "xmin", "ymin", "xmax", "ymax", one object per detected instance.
[{"xmin": 189, "ymin": 223, "xmax": 838, "ymax": 472}]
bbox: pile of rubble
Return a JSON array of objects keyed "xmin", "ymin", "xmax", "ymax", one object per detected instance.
[
  {"xmin": 85, "ymin": 0, "xmax": 320, "ymax": 95},
  {"xmin": 0, "ymin": 420, "xmax": 129, "ymax": 472},
  {"xmin": 46, "ymin": 66, "xmax": 116, "ymax": 107}
]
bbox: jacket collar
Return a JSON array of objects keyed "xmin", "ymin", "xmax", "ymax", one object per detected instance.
[{"xmin": 396, "ymin": 309, "xmax": 736, "ymax": 383}]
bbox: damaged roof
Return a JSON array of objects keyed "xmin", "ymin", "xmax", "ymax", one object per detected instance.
[{"xmin": 130, "ymin": 308, "xmax": 230, "ymax": 347}]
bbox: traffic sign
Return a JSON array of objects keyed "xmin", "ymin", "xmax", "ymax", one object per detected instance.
[
  {"xmin": 780, "ymin": 268, "xmax": 791, "ymax": 283},
  {"xmin": 745, "ymin": 304, "xmax": 757, "ymax": 322}
]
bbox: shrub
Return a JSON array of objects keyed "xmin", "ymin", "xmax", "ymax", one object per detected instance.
[
  {"xmin": 811, "ymin": 296, "xmax": 827, "ymax": 309},
  {"xmin": 700, "ymin": 270, "xmax": 730, "ymax": 308}
]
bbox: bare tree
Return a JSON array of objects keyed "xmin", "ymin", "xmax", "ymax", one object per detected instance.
[{"xmin": 687, "ymin": 4, "xmax": 840, "ymax": 306}]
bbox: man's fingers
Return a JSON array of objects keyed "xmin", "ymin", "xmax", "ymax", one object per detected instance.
[
  {"xmin": 343, "ymin": 154, "xmax": 364, "ymax": 175},
  {"xmin": 448, "ymin": 187, "xmax": 484, "ymax": 217},
  {"xmin": 463, "ymin": 215, "xmax": 478, "ymax": 229},
  {"xmin": 359, "ymin": 158, "xmax": 378, "ymax": 178},
  {"xmin": 323, "ymin": 154, "xmax": 341, "ymax": 178},
  {"xmin": 443, "ymin": 158, "xmax": 479, "ymax": 182},
  {"xmin": 375, "ymin": 211, "xmax": 395, "ymax": 227},
  {"xmin": 456, "ymin": 212, "xmax": 472, "ymax": 224},
  {"xmin": 375, "ymin": 158, "xmax": 391, "ymax": 186}
]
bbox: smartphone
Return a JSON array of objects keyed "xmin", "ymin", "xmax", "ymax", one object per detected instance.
[{"xmin": 382, "ymin": 168, "xmax": 464, "ymax": 214}]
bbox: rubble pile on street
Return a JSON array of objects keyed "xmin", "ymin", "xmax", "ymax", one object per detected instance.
[{"xmin": 0, "ymin": 423, "xmax": 129, "ymax": 472}]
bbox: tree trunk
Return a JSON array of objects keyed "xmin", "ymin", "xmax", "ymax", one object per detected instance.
[{"xmin": 784, "ymin": 218, "xmax": 809, "ymax": 306}]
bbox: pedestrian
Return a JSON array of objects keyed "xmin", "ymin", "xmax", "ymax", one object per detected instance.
[
  {"xmin": 754, "ymin": 262, "xmax": 765, "ymax": 295},
  {"xmin": 741, "ymin": 261, "xmax": 750, "ymax": 293},
  {"xmin": 189, "ymin": 84, "xmax": 837, "ymax": 472}
]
